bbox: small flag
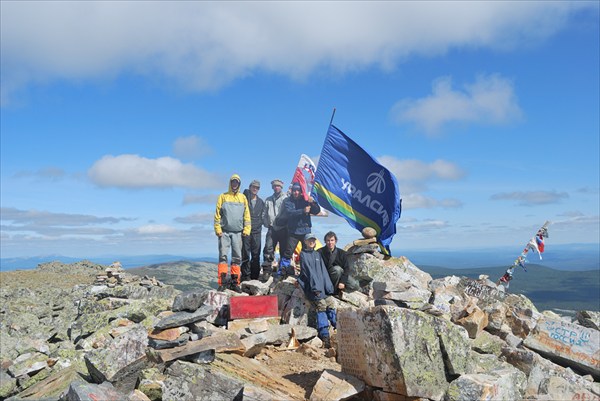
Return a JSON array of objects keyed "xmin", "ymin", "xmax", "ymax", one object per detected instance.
[{"xmin": 313, "ymin": 124, "xmax": 402, "ymax": 255}]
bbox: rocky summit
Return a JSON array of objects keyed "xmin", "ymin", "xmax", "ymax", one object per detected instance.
[{"xmin": 0, "ymin": 249, "xmax": 599, "ymax": 401}]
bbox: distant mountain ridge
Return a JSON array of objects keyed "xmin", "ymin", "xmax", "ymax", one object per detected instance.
[
  {"xmin": 0, "ymin": 254, "xmax": 218, "ymax": 271},
  {"xmin": 1, "ymin": 242, "xmax": 597, "ymax": 272}
]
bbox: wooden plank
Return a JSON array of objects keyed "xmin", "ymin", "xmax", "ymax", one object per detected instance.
[
  {"xmin": 229, "ymin": 295, "xmax": 279, "ymax": 320},
  {"xmin": 147, "ymin": 331, "xmax": 245, "ymax": 363}
]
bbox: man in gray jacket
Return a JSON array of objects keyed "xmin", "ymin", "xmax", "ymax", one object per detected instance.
[{"xmin": 261, "ymin": 179, "xmax": 288, "ymax": 281}]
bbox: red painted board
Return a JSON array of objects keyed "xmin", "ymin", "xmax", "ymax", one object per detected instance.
[{"xmin": 229, "ymin": 295, "xmax": 279, "ymax": 320}]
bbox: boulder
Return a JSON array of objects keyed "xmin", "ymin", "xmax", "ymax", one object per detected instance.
[
  {"xmin": 456, "ymin": 305, "xmax": 488, "ymax": 339},
  {"xmin": 241, "ymin": 279, "xmax": 272, "ymax": 296},
  {"xmin": 84, "ymin": 324, "xmax": 148, "ymax": 392},
  {"xmin": 171, "ymin": 289, "xmax": 209, "ymax": 312},
  {"xmin": 63, "ymin": 380, "xmax": 126, "ymax": 401},
  {"xmin": 309, "ymin": 369, "xmax": 365, "ymax": 401},
  {"xmin": 337, "ymin": 306, "xmax": 449, "ymax": 401},
  {"xmin": 446, "ymin": 366, "xmax": 526, "ymax": 401},
  {"xmin": 470, "ymin": 330, "xmax": 506, "ymax": 356},
  {"xmin": 241, "ymin": 324, "xmax": 317, "ymax": 357},
  {"xmin": 153, "ymin": 304, "xmax": 216, "ymax": 330},
  {"xmin": 577, "ymin": 310, "xmax": 600, "ymax": 331},
  {"xmin": 163, "ymin": 360, "xmax": 244, "ymax": 401},
  {"xmin": 523, "ymin": 317, "xmax": 600, "ymax": 378},
  {"xmin": 0, "ymin": 370, "xmax": 17, "ymax": 399}
]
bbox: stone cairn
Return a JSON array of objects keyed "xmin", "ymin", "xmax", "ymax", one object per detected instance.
[{"xmin": 1, "ymin": 235, "xmax": 599, "ymax": 401}]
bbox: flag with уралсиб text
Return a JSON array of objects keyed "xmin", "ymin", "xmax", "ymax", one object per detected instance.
[{"xmin": 313, "ymin": 124, "xmax": 402, "ymax": 255}]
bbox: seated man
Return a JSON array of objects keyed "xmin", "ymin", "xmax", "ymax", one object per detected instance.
[
  {"xmin": 317, "ymin": 231, "xmax": 360, "ymax": 294},
  {"xmin": 296, "ymin": 233, "xmax": 336, "ymax": 349}
]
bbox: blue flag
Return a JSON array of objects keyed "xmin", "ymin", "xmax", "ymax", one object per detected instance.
[{"xmin": 313, "ymin": 124, "xmax": 402, "ymax": 255}]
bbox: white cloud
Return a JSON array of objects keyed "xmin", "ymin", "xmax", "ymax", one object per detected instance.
[
  {"xmin": 402, "ymin": 194, "xmax": 463, "ymax": 210},
  {"xmin": 391, "ymin": 75, "xmax": 523, "ymax": 134},
  {"xmin": 1, "ymin": 207, "xmax": 128, "ymax": 226},
  {"xmin": 135, "ymin": 224, "xmax": 177, "ymax": 235},
  {"xmin": 174, "ymin": 213, "xmax": 214, "ymax": 225},
  {"xmin": 1, "ymin": 2, "xmax": 592, "ymax": 104},
  {"xmin": 173, "ymin": 135, "xmax": 211, "ymax": 161},
  {"xmin": 378, "ymin": 156, "xmax": 464, "ymax": 209},
  {"xmin": 88, "ymin": 154, "xmax": 221, "ymax": 189},
  {"xmin": 378, "ymin": 157, "xmax": 465, "ymax": 181},
  {"xmin": 490, "ymin": 190, "xmax": 569, "ymax": 206}
]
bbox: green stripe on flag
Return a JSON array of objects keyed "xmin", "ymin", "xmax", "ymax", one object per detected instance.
[{"xmin": 314, "ymin": 182, "xmax": 382, "ymax": 234}]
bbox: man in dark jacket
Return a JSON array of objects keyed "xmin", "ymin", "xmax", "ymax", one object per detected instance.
[
  {"xmin": 241, "ymin": 180, "xmax": 265, "ymax": 281},
  {"xmin": 279, "ymin": 182, "xmax": 320, "ymax": 276},
  {"xmin": 297, "ymin": 233, "xmax": 336, "ymax": 348},
  {"xmin": 318, "ymin": 231, "xmax": 359, "ymax": 295}
]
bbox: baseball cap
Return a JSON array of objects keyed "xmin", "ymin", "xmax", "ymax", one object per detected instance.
[{"xmin": 304, "ymin": 233, "xmax": 317, "ymax": 241}]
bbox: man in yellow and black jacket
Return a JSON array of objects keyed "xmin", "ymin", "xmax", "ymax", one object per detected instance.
[{"xmin": 214, "ymin": 174, "xmax": 251, "ymax": 292}]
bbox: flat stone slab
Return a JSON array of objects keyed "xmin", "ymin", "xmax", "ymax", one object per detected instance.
[
  {"xmin": 309, "ymin": 369, "xmax": 365, "ymax": 401},
  {"xmin": 523, "ymin": 317, "xmax": 600, "ymax": 378},
  {"xmin": 147, "ymin": 330, "xmax": 244, "ymax": 363},
  {"xmin": 154, "ymin": 304, "xmax": 215, "ymax": 330}
]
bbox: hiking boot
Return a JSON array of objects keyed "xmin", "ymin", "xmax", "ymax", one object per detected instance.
[
  {"xmin": 321, "ymin": 336, "xmax": 331, "ymax": 349},
  {"xmin": 217, "ymin": 273, "xmax": 229, "ymax": 292},
  {"xmin": 230, "ymin": 274, "xmax": 242, "ymax": 293},
  {"xmin": 259, "ymin": 272, "xmax": 270, "ymax": 282}
]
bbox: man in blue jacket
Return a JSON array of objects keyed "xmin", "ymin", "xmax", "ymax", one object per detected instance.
[
  {"xmin": 279, "ymin": 182, "xmax": 320, "ymax": 277},
  {"xmin": 297, "ymin": 233, "xmax": 336, "ymax": 349}
]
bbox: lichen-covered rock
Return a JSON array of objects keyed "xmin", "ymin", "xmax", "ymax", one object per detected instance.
[
  {"xmin": 171, "ymin": 289, "xmax": 210, "ymax": 312},
  {"xmin": 337, "ymin": 306, "xmax": 449, "ymax": 401},
  {"xmin": 163, "ymin": 360, "xmax": 245, "ymax": 401},
  {"xmin": 63, "ymin": 380, "xmax": 126, "ymax": 401},
  {"xmin": 470, "ymin": 330, "xmax": 506, "ymax": 356},
  {"xmin": 0, "ymin": 370, "xmax": 17, "ymax": 398},
  {"xmin": 445, "ymin": 366, "xmax": 526, "ymax": 401},
  {"xmin": 84, "ymin": 324, "xmax": 148, "ymax": 392}
]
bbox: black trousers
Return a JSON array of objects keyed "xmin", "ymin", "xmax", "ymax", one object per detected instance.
[
  {"xmin": 241, "ymin": 231, "xmax": 262, "ymax": 280},
  {"xmin": 262, "ymin": 227, "xmax": 288, "ymax": 273}
]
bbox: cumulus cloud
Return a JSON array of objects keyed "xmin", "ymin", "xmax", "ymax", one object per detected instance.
[
  {"xmin": 88, "ymin": 154, "xmax": 221, "ymax": 189},
  {"xmin": 490, "ymin": 190, "xmax": 569, "ymax": 206},
  {"xmin": 1, "ymin": 2, "xmax": 591, "ymax": 104},
  {"xmin": 391, "ymin": 75, "xmax": 522, "ymax": 135},
  {"xmin": 378, "ymin": 157, "xmax": 465, "ymax": 182},
  {"xmin": 173, "ymin": 135, "xmax": 211, "ymax": 161},
  {"xmin": 378, "ymin": 156, "xmax": 464, "ymax": 209}
]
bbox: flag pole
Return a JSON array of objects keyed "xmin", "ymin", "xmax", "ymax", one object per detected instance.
[{"xmin": 329, "ymin": 107, "xmax": 336, "ymax": 126}]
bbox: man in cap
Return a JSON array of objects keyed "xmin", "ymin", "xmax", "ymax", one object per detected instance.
[
  {"xmin": 296, "ymin": 232, "xmax": 336, "ymax": 349},
  {"xmin": 279, "ymin": 181, "xmax": 321, "ymax": 277},
  {"xmin": 214, "ymin": 174, "xmax": 251, "ymax": 292},
  {"xmin": 261, "ymin": 179, "xmax": 288, "ymax": 281},
  {"xmin": 241, "ymin": 180, "xmax": 265, "ymax": 282}
]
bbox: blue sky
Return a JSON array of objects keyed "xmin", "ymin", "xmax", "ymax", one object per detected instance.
[{"xmin": 1, "ymin": 2, "xmax": 599, "ymax": 260}]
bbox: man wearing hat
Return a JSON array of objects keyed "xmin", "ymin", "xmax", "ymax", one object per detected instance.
[
  {"xmin": 279, "ymin": 181, "xmax": 321, "ymax": 276},
  {"xmin": 241, "ymin": 179, "xmax": 265, "ymax": 282},
  {"xmin": 296, "ymin": 232, "xmax": 336, "ymax": 348},
  {"xmin": 214, "ymin": 174, "xmax": 251, "ymax": 292},
  {"xmin": 261, "ymin": 179, "xmax": 288, "ymax": 281}
]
